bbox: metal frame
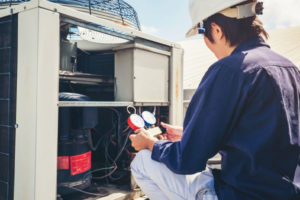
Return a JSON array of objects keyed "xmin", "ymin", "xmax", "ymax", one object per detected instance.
[
  {"xmin": 0, "ymin": 0, "xmax": 180, "ymax": 47},
  {"xmin": 169, "ymin": 47, "xmax": 184, "ymax": 125},
  {"xmin": 55, "ymin": 0, "xmax": 141, "ymax": 30},
  {"xmin": 0, "ymin": 0, "xmax": 141, "ymax": 30},
  {"xmin": 0, "ymin": 0, "xmax": 38, "ymax": 18},
  {"xmin": 61, "ymin": 17, "xmax": 134, "ymax": 41},
  {"xmin": 58, "ymin": 101, "xmax": 170, "ymax": 107},
  {"xmin": 41, "ymin": 0, "xmax": 176, "ymax": 47},
  {"xmin": 58, "ymin": 101, "xmax": 133, "ymax": 107},
  {"xmin": 14, "ymin": 7, "xmax": 60, "ymax": 200}
]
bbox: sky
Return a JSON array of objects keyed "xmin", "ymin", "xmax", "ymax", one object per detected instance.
[{"xmin": 125, "ymin": 0, "xmax": 300, "ymax": 42}]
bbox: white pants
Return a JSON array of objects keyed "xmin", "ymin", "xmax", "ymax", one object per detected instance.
[{"xmin": 131, "ymin": 150, "xmax": 218, "ymax": 200}]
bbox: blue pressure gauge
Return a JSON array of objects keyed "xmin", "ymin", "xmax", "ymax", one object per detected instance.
[{"xmin": 141, "ymin": 111, "xmax": 156, "ymax": 127}]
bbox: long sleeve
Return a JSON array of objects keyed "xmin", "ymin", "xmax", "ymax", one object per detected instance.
[{"xmin": 151, "ymin": 62, "xmax": 250, "ymax": 174}]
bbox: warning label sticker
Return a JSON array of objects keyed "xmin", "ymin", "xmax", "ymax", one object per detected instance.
[
  {"xmin": 70, "ymin": 151, "xmax": 91, "ymax": 176},
  {"xmin": 57, "ymin": 156, "xmax": 69, "ymax": 170}
]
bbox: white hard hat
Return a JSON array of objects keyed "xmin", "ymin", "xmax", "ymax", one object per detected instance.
[{"xmin": 186, "ymin": 0, "xmax": 262, "ymax": 37}]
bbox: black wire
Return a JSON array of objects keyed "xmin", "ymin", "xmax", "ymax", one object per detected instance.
[
  {"xmin": 92, "ymin": 128, "xmax": 131, "ymax": 180},
  {"xmin": 92, "ymin": 165, "xmax": 118, "ymax": 180},
  {"xmin": 108, "ymin": 129, "xmax": 131, "ymax": 181},
  {"xmin": 90, "ymin": 108, "xmax": 131, "ymax": 180},
  {"xmin": 108, "ymin": 108, "xmax": 122, "ymax": 152},
  {"xmin": 113, "ymin": 129, "xmax": 131, "ymax": 163},
  {"xmin": 87, "ymin": 108, "xmax": 129, "ymax": 152},
  {"xmin": 92, "ymin": 135, "xmax": 116, "ymax": 180},
  {"xmin": 61, "ymin": 185, "xmax": 107, "ymax": 197},
  {"xmin": 88, "ymin": 126, "xmax": 116, "ymax": 151}
]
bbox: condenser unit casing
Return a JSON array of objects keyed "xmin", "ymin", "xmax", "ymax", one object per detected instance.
[{"xmin": 0, "ymin": 1, "xmax": 184, "ymax": 200}]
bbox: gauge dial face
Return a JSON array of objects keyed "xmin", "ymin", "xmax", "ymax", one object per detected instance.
[
  {"xmin": 128, "ymin": 114, "xmax": 145, "ymax": 130},
  {"xmin": 142, "ymin": 111, "xmax": 156, "ymax": 126}
]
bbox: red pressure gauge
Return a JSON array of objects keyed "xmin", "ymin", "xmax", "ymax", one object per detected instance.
[
  {"xmin": 127, "ymin": 114, "xmax": 145, "ymax": 130},
  {"xmin": 127, "ymin": 105, "xmax": 145, "ymax": 130}
]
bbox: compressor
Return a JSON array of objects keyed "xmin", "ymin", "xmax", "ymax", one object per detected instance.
[{"xmin": 57, "ymin": 93, "xmax": 98, "ymax": 195}]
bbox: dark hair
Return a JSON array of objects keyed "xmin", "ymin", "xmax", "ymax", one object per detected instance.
[{"xmin": 203, "ymin": 14, "xmax": 269, "ymax": 46}]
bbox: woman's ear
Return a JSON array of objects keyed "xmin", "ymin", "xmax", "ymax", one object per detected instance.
[{"xmin": 210, "ymin": 22, "xmax": 224, "ymax": 42}]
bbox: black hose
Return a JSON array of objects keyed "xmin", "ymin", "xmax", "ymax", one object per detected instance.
[
  {"xmin": 113, "ymin": 129, "xmax": 131, "ymax": 163},
  {"xmin": 92, "ymin": 128, "xmax": 131, "ymax": 180},
  {"xmin": 108, "ymin": 108, "xmax": 122, "ymax": 153},
  {"xmin": 87, "ymin": 126, "xmax": 116, "ymax": 151}
]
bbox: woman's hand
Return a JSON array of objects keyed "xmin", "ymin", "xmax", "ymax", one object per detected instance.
[
  {"xmin": 161, "ymin": 122, "xmax": 183, "ymax": 142},
  {"xmin": 129, "ymin": 128, "xmax": 158, "ymax": 151}
]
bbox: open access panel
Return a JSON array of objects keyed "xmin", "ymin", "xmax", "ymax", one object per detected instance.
[
  {"xmin": 0, "ymin": 1, "xmax": 184, "ymax": 200},
  {"xmin": 56, "ymin": 16, "xmax": 173, "ymax": 200}
]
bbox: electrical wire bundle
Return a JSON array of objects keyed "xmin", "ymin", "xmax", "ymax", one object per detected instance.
[{"xmin": 88, "ymin": 107, "xmax": 133, "ymax": 182}]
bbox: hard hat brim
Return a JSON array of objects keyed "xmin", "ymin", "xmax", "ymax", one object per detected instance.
[
  {"xmin": 186, "ymin": 1, "xmax": 259, "ymax": 38},
  {"xmin": 185, "ymin": 25, "xmax": 198, "ymax": 38}
]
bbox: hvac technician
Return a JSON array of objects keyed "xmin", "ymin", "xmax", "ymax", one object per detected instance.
[{"xmin": 129, "ymin": 0, "xmax": 300, "ymax": 199}]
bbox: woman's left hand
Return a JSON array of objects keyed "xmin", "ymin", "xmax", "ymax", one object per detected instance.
[{"xmin": 129, "ymin": 128, "xmax": 158, "ymax": 151}]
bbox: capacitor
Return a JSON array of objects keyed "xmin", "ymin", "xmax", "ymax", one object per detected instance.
[{"xmin": 141, "ymin": 111, "xmax": 156, "ymax": 127}]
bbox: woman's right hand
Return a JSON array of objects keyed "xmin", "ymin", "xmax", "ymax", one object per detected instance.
[{"xmin": 161, "ymin": 122, "xmax": 183, "ymax": 142}]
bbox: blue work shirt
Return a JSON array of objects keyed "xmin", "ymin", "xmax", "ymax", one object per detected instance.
[{"xmin": 151, "ymin": 37, "xmax": 300, "ymax": 199}]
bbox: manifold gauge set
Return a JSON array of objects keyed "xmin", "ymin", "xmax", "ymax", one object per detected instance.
[{"xmin": 127, "ymin": 105, "xmax": 163, "ymax": 138}]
